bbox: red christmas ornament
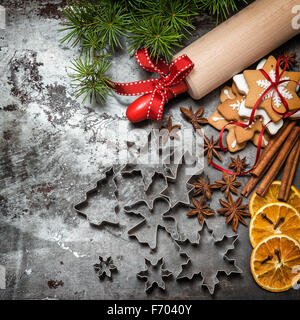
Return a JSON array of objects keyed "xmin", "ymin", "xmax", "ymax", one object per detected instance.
[{"xmin": 110, "ymin": 48, "xmax": 194, "ymax": 122}]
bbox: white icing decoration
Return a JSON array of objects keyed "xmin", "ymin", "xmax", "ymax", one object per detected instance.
[
  {"xmin": 229, "ymin": 99, "xmax": 244, "ymax": 111},
  {"xmin": 256, "ymin": 70, "xmax": 293, "ymax": 108},
  {"xmin": 289, "ymin": 109, "xmax": 300, "ymax": 118},
  {"xmin": 262, "ymin": 135, "xmax": 268, "ymax": 146},
  {"xmin": 224, "ymin": 89, "xmax": 231, "ymax": 99},
  {"xmin": 238, "ymin": 100, "xmax": 283, "ymax": 135},
  {"xmin": 233, "ymin": 74, "xmax": 249, "ymax": 95},
  {"xmin": 212, "ymin": 116, "xmax": 225, "ymax": 122},
  {"xmin": 232, "ymin": 59, "xmax": 268, "ymax": 97},
  {"xmin": 231, "ymin": 139, "xmax": 237, "ymax": 149},
  {"xmin": 256, "ymin": 59, "xmax": 267, "ymax": 70}
]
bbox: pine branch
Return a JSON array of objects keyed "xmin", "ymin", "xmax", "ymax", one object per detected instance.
[
  {"xmin": 196, "ymin": 0, "xmax": 248, "ymax": 23},
  {"xmin": 59, "ymin": 0, "xmax": 100, "ymax": 47},
  {"xmin": 136, "ymin": 0, "xmax": 197, "ymax": 34},
  {"xmin": 93, "ymin": 3, "xmax": 131, "ymax": 51},
  {"xmin": 128, "ymin": 17, "xmax": 183, "ymax": 62},
  {"xmin": 60, "ymin": 0, "xmax": 248, "ymax": 104},
  {"xmin": 69, "ymin": 55, "xmax": 113, "ymax": 104}
]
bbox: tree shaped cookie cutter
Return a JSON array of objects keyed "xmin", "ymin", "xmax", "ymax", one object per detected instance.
[{"xmin": 74, "ymin": 167, "xmax": 119, "ymax": 226}]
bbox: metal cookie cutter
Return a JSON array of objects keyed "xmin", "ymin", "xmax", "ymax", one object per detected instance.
[
  {"xmin": 176, "ymin": 222, "xmax": 242, "ymax": 295},
  {"xmin": 122, "ymin": 133, "xmax": 178, "ymax": 191},
  {"xmin": 74, "ymin": 167, "xmax": 119, "ymax": 226},
  {"xmin": 137, "ymin": 258, "xmax": 172, "ymax": 292},
  {"xmin": 159, "ymin": 150, "xmax": 203, "ymax": 208},
  {"xmin": 94, "ymin": 256, "xmax": 117, "ymax": 279},
  {"xmin": 144, "ymin": 228, "xmax": 189, "ymax": 279},
  {"xmin": 124, "ymin": 197, "xmax": 178, "ymax": 250}
]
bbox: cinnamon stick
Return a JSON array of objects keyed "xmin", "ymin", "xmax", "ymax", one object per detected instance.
[
  {"xmin": 240, "ymin": 132, "xmax": 279, "ymax": 198},
  {"xmin": 256, "ymin": 126, "xmax": 300, "ymax": 197},
  {"xmin": 251, "ymin": 121, "xmax": 296, "ymax": 177},
  {"xmin": 240, "ymin": 151, "xmax": 278, "ymax": 197},
  {"xmin": 278, "ymin": 138, "xmax": 300, "ymax": 202}
]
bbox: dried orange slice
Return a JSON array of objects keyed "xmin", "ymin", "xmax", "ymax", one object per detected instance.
[
  {"xmin": 249, "ymin": 181, "xmax": 300, "ymax": 216},
  {"xmin": 250, "ymin": 235, "xmax": 300, "ymax": 292},
  {"xmin": 249, "ymin": 202, "xmax": 300, "ymax": 248}
]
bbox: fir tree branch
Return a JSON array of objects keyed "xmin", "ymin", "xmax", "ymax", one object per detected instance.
[
  {"xmin": 93, "ymin": 3, "xmax": 131, "ymax": 51},
  {"xmin": 60, "ymin": 0, "xmax": 248, "ymax": 104},
  {"xmin": 69, "ymin": 55, "xmax": 113, "ymax": 103},
  {"xmin": 128, "ymin": 16, "xmax": 183, "ymax": 62},
  {"xmin": 196, "ymin": 0, "xmax": 248, "ymax": 23}
]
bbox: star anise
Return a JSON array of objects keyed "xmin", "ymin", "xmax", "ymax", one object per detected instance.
[
  {"xmin": 160, "ymin": 116, "xmax": 181, "ymax": 144},
  {"xmin": 229, "ymin": 155, "xmax": 249, "ymax": 174},
  {"xmin": 202, "ymin": 135, "xmax": 222, "ymax": 164},
  {"xmin": 217, "ymin": 195, "xmax": 250, "ymax": 232},
  {"xmin": 180, "ymin": 106, "xmax": 208, "ymax": 130},
  {"xmin": 212, "ymin": 172, "xmax": 241, "ymax": 198},
  {"xmin": 192, "ymin": 175, "xmax": 214, "ymax": 199},
  {"xmin": 280, "ymin": 51, "xmax": 297, "ymax": 70},
  {"xmin": 187, "ymin": 197, "xmax": 215, "ymax": 225}
]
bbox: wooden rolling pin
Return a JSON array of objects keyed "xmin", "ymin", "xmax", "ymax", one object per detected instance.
[
  {"xmin": 125, "ymin": 0, "xmax": 300, "ymax": 122},
  {"xmin": 175, "ymin": 0, "xmax": 300, "ymax": 100}
]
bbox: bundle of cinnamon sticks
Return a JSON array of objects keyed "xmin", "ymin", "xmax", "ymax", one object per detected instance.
[{"xmin": 241, "ymin": 121, "xmax": 300, "ymax": 201}]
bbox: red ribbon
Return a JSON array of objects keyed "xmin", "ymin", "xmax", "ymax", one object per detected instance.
[
  {"xmin": 109, "ymin": 48, "xmax": 194, "ymax": 122},
  {"xmin": 210, "ymin": 56, "xmax": 300, "ymax": 176}
]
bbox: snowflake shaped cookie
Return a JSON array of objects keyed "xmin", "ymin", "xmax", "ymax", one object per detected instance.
[
  {"xmin": 256, "ymin": 69, "xmax": 293, "ymax": 108},
  {"xmin": 243, "ymin": 56, "xmax": 300, "ymax": 123}
]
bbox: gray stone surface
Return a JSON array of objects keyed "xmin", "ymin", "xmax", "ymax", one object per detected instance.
[{"xmin": 0, "ymin": 0, "xmax": 299, "ymax": 300}]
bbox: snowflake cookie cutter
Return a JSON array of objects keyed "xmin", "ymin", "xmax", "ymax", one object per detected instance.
[
  {"xmin": 122, "ymin": 132, "xmax": 179, "ymax": 191},
  {"xmin": 94, "ymin": 256, "xmax": 117, "ymax": 279},
  {"xmin": 74, "ymin": 167, "xmax": 119, "ymax": 226},
  {"xmin": 137, "ymin": 258, "xmax": 172, "ymax": 292},
  {"xmin": 159, "ymin": 150, "xmax": 203, "ymax": 208},
  {"xmin": 144, "ymin": 228, "xmax": 189, "ymax": 279},
  {"xmin": 176, "ymin": 222, "xmax": 242, "ymax": 295}
]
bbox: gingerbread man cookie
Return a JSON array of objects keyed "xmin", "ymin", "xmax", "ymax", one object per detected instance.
[
  {"xmin": 208, "ymin": 111, "xmax": 246, "ymax": 152},
  {"xmin": 238, "ymin": 99, "xmax": 284, "ymax": 136},
  {"xmin": 234, "ymin": 118, "xmax": 263, "ymax": 145},
  {"xmin": 252, "ymin": 131, "xmax": 270, "ymax": 148},
  {"xmin": 217, "ymin": 95, "xmax": 245, "ymax": 122},
  {"xmin": 243, "ymin": 56, "xmax": 300, "ymax": 122},
  {"xmin": 220, "ymin": 86, "xmax": 236, "ymax": 103}
]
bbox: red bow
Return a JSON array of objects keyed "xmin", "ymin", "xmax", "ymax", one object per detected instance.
[
  {"xmin": 110, "ymin": 48, "xmax": 194, "ymax": 122},
  {"xmin": 211, "ymin": 56, "xmax": 300, "ymax": 176}
]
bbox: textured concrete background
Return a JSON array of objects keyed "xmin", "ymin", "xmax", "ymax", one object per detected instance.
[{"xmin": 0, "ymin": 0, "xmax": 299, "ymax": 300}]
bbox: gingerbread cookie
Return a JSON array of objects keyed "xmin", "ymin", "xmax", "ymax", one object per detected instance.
[
  {"xmin": 243, "ymin": 56, "xmax": 300, "ymax": 122},
  {"xmin": 252, "ymin": 131, "xmax": 270, "ymax": 148},
  {"xmin": 208, "ymin": 111, "xmax": 246, "ymax": 152},
  {"xmin": 234, "ymin": 118, "xmax": 263, "ymax": 145},
  {"xmin": 220, "ymin": 86, "xmax": 236, "ymax": 103},
  {"xmin": 208, "ymin": 110, "xmax": 228, "ymax": 130},
  {"xmin": 238, "ymin": 99, "xmax": 284, "ymax": 136},
  {"xmin": 226, "ymin": 128, "xmax": 247, "ymax": 153},
  {"xmin": 233, "ymin": 59, "xmax": 267, "ymax": 95},
  {"xmin": 217, "ymin": 96, "xmax": 245, "ymax": 122}
]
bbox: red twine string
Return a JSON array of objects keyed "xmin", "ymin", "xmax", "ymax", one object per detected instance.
[
  {"xmin": 109, "ymin": 48, "xmax": 194, "ymax": 121},
  {"xmin": 210, "ymin": 56, "xmax": 300, "ymax": 176}
]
